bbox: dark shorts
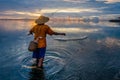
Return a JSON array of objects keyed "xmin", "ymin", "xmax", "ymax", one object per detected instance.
[{"xmin": 32, "ymin": 47, "xmax": 46, "ymax": 59}]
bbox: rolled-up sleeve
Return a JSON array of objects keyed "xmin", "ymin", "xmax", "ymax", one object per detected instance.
[{"xmin": 47, "ymin": 27, "xmax": 55, "ymax": 35}]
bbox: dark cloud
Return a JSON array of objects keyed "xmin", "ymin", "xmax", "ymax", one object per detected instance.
[
  {"xmin": 0, "ymin": 0, "xmax": 120, "ymax": 18},
  {"xmin": 0, "ymin": 0, "xmax": 65, "ymax": 11},
  {"xmin": 0, "ymin": 0, "xmax": 24, "ymax": 11}
]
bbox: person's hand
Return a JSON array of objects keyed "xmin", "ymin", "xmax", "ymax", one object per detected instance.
[
  {"xmin": 27, "ymin": 33, "xmax": 32, "ymax": 35},
  {"xmin": 27, "ymin": 33, "xmax": 31, "ymax": 35},
  {"xmin": 62, "ymin": 33, "xmax": 66, "ymax": 36}
]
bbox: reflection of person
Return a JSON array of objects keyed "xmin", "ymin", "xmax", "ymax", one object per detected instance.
[
  {"xmin": 29, "ymin": 64, "xmax": 45, "ymax": 80},
  {"xmin": 28, "ymin": 16, "xmax": 66, "ymax": 69}
]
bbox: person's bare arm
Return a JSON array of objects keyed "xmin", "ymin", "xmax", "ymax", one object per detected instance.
[
  {"xmin": 28, "ymin": 30, "xmax": 33, "ymax": 35},
  {"xmin": 53, "ymin": 32, "xmax": 66, "ymax": 36}
]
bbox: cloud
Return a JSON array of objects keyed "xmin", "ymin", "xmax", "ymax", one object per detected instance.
[
  {"xmin": 0, "ymin": 7, "xmax": 102, "ymax": 19},
  {"xmin": 96, "ymin": 0, "xmax": 120, "ymax": 3},
  {"xmin": 63, "ymin": 0, "xmax": 88, "ymax": 3},
  {"xmin": 105, "ymin": 0, "xmax": 120, "ymax": 3},
  {"xmin": 0, "ymin": 0, "xmax": 120, "ymax": 19},
  {"xmin": 0, "ymin": 11, "xmax": 40, "ymax": 16},
  {"xmin": 40, "ymin": 8, "xmax": 101, "ymax": 13},
  {"xmin": 0, "ymin": 10, "xmax": 41, "ymax": 19}
]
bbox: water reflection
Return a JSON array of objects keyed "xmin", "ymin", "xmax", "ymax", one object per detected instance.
[
  {"xmin": 52, "ymin": 27, "xmax": 101, "ymax": 33},
  {"xmin": 0, "ymin": 20, "xmax": 34, "ymax": 31},
  {"xmin": 0, "ymin": 19, "xmax": 120, "ymax": 32},
  {"xmin": 19, "ymin": 56, "xmax": 46, "ymax": 80},
  {"xmin": 29, "ymin": 64, "xmax": 45, "ymax": 80},
  {"xmin": 0, "ymin": 19, "xmax": 120, "ymax": 80},
  {"xmin": 97, "ymin": 37, "xmax": 120, "ymax": 48}
]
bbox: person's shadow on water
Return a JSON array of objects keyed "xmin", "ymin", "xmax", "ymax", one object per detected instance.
[{"xmin": 28, "ymin": 64, "xmax": 45, "ymax": 80}]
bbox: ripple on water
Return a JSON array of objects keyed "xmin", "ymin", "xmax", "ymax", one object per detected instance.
[
  {"xmin": 44, "ymin": 52, "xmax": 65, "ymax": 75},
  {"xmin": 18, "ymin": 55, "xmax": 35, "ymax": 79},
  {"xmin": 44, "ymin": 48, "xmax": 72, "ymax": 79},
  {"xmin": 19, "ymin": 47, "xmax": 72, "ymax": 79}
]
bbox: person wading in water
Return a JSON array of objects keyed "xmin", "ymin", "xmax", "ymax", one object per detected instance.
[{"xmin": 28, "ymin": 15, "xmax": 66, "ymax": 69}]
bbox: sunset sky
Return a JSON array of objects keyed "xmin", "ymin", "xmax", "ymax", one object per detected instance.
[{"xmin": 0, "ymin": 0, "xmax": 120, "ymax": 19}]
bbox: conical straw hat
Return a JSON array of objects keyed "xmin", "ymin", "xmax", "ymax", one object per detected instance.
[{"xmin": 35, "ymin": 16, "xmax": 49, "ymax": 24}]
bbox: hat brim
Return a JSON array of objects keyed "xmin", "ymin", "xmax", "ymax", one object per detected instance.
[{"xmin": 35, "ymin": 16, "xmax": 49, "ymax": 24}]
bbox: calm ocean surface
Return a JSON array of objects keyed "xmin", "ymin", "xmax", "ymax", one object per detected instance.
[{"xmin": 0, "ymin": 19, "xmax": 120, "ymax": 80}]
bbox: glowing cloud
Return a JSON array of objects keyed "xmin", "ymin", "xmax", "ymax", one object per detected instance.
[
  {"xmin": 96, "ymin": 0, "xmax": 120, "ymax": 3},
  {"xmin": 38, "ymin": 8, "xmax": 101, "ymax": 13},
  {"xmin": 1, "ymin": 11, "xmax": 41, "ymax": 16},
  {"xmin": 0, "ymin": 7, "xmax": 101, "ymax": 19}
]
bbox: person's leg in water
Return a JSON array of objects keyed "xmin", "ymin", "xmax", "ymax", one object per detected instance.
[
  {"xmin": 37, "ymin": 47, "xmax": 46, "ymax": 68},
  {"xmin": 32, "ymin": 49, "xmax": 39, "ymax": 66},
  {"xmin": 38, "ymin": 58, "xmax": 44, "ymax": 68},
  {"xmin": 36, "ymin": 58, "xmax": 39, "ymax": 66}
]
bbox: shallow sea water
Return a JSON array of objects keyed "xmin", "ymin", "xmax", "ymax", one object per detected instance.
[{"xmin": 0, "ymin": 19, "xmax": 120, "ymax": 80}]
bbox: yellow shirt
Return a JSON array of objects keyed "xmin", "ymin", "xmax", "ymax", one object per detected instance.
[{"xmin": 30, "ymin": 24, "xmax": 54, "ymax": 48}]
